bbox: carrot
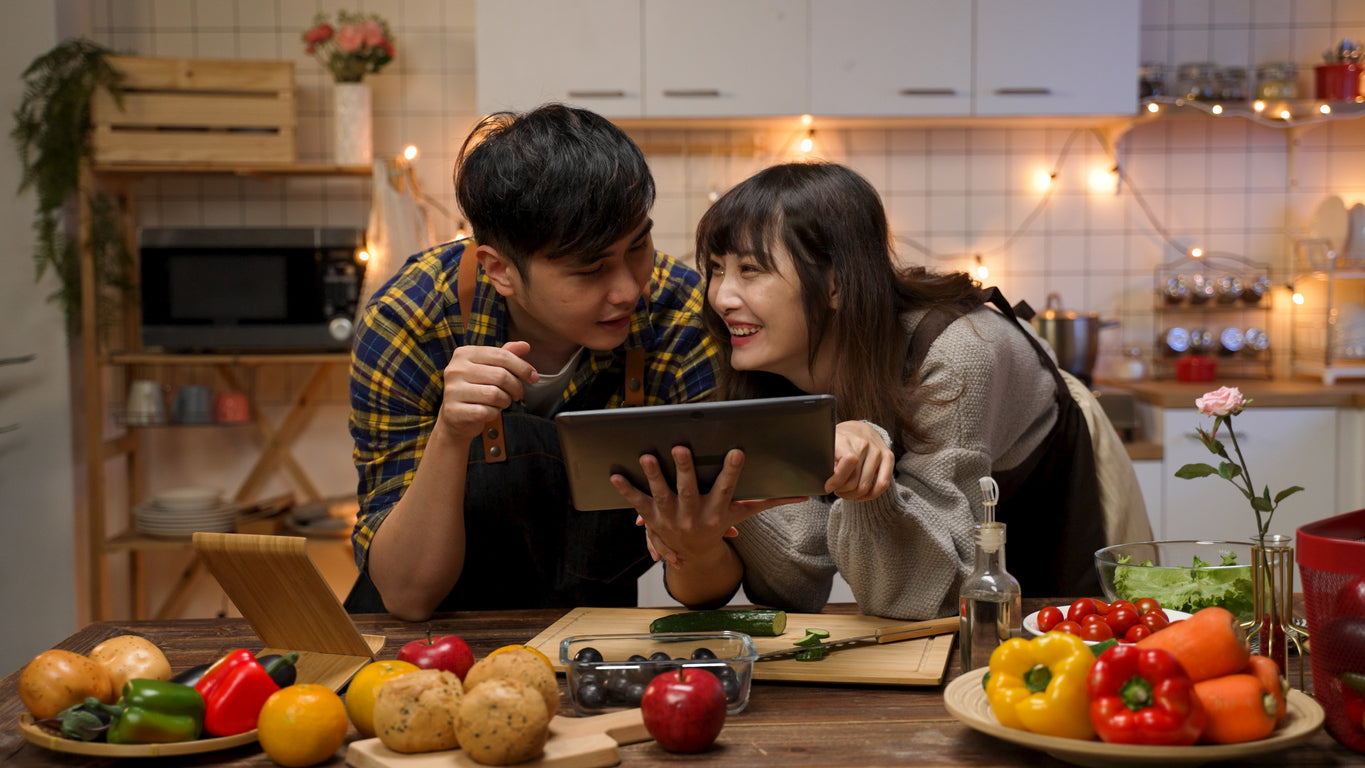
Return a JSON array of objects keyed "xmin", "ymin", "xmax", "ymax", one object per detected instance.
[
  {"xmin": 1244, "ymin": 655, "xmax": 1287, "ymax": 724},
  {"xmin": 1135, "ymin": 606, "xmax": 1248, "ymax": 682},
  {"xmin": 1192, "ymin": 673, "xmax": 1278, "ymax": 744}
]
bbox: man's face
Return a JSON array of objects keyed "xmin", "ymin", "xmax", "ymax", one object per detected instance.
[{"xmin": 494, "ymin": 219, "xmax": 655, "ymax": 356}]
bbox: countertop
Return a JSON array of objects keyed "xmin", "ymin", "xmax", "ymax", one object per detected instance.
[{"xmin": 1102, "ymin": 379, "xmax": 1365, "ymax": 409}]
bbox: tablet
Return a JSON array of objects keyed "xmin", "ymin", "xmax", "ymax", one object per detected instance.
[{"xmin": 555, "ymin": 395, "xmax": 836, "ymax": 511}]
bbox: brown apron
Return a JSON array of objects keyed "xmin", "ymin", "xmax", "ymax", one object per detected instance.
[{"xmin": 906, "ymin": 287, "xmax": 1104, "ymax": 598}]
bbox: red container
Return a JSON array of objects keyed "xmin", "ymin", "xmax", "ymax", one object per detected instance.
[
  {"xmin": 1174, "ymin": 354, "xmax": 1216, "ymax": 382},
  {"xmin": 1316, "ymin": 63, "xmax": 1364, "ymax": 101},
  {"xmin": 1298, "ymin": 509, "xmax": 1365, "ymax": 753}
]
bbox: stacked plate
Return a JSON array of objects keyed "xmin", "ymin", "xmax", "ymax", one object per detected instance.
[{"xmin": 134, "ymin": 488, "xmax": 238, "ymax": 537}]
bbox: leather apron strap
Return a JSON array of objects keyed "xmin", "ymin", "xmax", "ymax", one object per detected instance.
[{"xmin": 456, "ymin": 247, "xmax": 647, "ymax": 463}]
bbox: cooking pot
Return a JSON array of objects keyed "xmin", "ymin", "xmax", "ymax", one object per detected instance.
[{"xmin": 1030, "ymin": 293, "xmax": 1119, "ymax": 382}]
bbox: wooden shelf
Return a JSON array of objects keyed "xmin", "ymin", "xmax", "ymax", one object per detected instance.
[
  {"xmin": 92, "ymin": 162, "xmax": 372, "ymax": 177},
  {"xmin": 107, "ymin": 351, "xmax": 349, "ymax": 365}
]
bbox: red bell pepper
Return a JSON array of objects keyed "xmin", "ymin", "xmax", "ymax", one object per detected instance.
[
  {"xmin": 194, "ymin": 648, "xmax": 298, "ymax": 736},
  {"xmin": 1086, "ymin": 643, "xmax": 1206, "ymax": 745}
]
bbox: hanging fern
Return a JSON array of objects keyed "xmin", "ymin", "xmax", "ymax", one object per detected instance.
[{"xmin": 11, "ymin": 38, "xmax": 130, "ymax": 334}]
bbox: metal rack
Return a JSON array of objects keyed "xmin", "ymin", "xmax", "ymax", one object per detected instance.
[
  {"xmin": 1290, "ymin": 237, "xmax": 1365, "ymax": 384},
  {"xmin": 1152, "ymin": 252, "xmax": 1273, "ymax": 380},
  {"xmin": 0, "ymin": 353, "xmax": 37, "ymax": 434}
]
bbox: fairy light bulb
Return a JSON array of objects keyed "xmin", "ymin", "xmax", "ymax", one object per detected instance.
[
  {"xmin": 403, "ymin": 144, "xmax": 418, "ymax": 161},
  {"xmin": 1321, "ymin": 104, "xmax": 1333, "ymax": 115},
  {"xmin": 800, "ymin": 130, "xmax": 814, "ymax": 153},
  {"xmin": 1190, "ymin": 247, "xmax": 1203, "ymax": 258},
  {"xmin": 1211, "ymin": 104, "xmax": 1223, "ymax": 115},
  {"xmin": 800, "ymin": 113, "xmax": 813, "ymax": 127},
  {"xmin": 974, "ymin": 255, "xmax": 989, "ymax": 281},
  {"xmin": 1253, "ymin": 100, "xmax": 1266, "ymax": 112},
  {"xmin": 1033, "ymin": 171, "xmax": 1054, "ymax": 192},
  {"xmin": 357, "ymin": 249, "xmax": 370, "ymax": 262},
  {"xmin": 1147, "ymin": 102, "xmax": 1160, "ymax": 113},
  {"xmin": 1293, "ymin": 291, "xmax": 1305, "ymax": 305}
]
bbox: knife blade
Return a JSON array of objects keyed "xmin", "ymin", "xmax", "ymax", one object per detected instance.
[{"xmin": 756, "ymin": 616, "xmax": 959, "ymax": 661}]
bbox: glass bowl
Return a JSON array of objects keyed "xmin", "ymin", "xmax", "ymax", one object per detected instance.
[
  {"xmin": 560, "ymin": 631, "xmax": 756, "ymax": 715},
  {"xmin": 1095, "ymin": 540, "xmax": 1255, "ymax": 622}
]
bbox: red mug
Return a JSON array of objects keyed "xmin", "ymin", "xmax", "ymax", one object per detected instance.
[
  {"xmin": 1175, "ymin": 354, "xmax": 1217, "ymax": 383},
  {"xmin": 214, "ymin": 391, "xmax": 250, "ymax": 423},
  {"xmin": 1315, "ymin": 63, "xmax": 1363, "ymax": 101}
]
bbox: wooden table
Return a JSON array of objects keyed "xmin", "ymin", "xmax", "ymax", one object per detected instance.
[{"xmin": 0, "ymin": 600, "xmax": 1356, "ymax": 766}]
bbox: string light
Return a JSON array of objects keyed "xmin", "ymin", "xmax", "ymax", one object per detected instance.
[
  {"xmin": 1293, "ymin": 291, "xmax": 1305, "ymax": 305},
  {"xmin": 1033, "ymin": 170, "xmax": 1055, "ymax": 191},
  {"xmin": 357, "ymin": 249, "xmax": 370, "ymax": 262},
  {"xmin": 800, "ymin": 130, "xmax": 814, "ymax": 153},
  {"xmin": 1253, "ymin": 100, "xmax": 1266, "ymax": 112},
  {"xmin": 974, "ymin": 254, "xmax": 989, "ymax": 280},
  {"xmin": 1211, "ymin": 104, "xmax": 1223, "ymax": 114},
  {"xmin": 1147, "ymin": 102, "xmax": 1160, "ymax": 113},
  {"xmin": 1088, "ymin": 165, "xmax": 1119, "ymax": 194},
  {"xmin": 403, "ymin": 144, "xmax": 418, "ymax": 161},
  {"xmin": 1279, "ymin": 109, "xmax": 1292, "ymax": 120},
  {"xmin": 1190, "ymin": 247, "xmax": 1204, "ymax": 258},
  {"xmin": 1321, "ymin": 104, "xmax": 1333, "ymax": 115}
]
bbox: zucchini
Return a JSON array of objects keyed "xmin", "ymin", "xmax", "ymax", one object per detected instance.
[{"xmin": 648, "ymin": 609, "xmax": 788, "ymax": 636}]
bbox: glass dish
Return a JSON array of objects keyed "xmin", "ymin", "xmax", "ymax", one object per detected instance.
[
  {"xmin": 1095, "ymin": 540, "xmax": 1254, "ymax": 623},
  {"xmin": 560, "ymin": 631, "xmax": 757, "ymax": 715}
]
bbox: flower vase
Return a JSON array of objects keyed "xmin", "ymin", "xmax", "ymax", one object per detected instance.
[
  {"xmin": 1249, "ymin": 534, "xmax": 1308, "ymax": 688},
  {"xmin": 333, "ymin": 81, "xmax": 373, "ymax": 166}
]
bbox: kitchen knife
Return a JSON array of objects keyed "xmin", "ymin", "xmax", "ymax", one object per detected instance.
[{"xmin": 756, "ymin": 616, "xmax": 959, "ymax": 661}]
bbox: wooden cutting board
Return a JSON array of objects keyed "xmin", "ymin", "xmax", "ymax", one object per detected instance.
[
  {"xmin": 345, "ymin": 708, "xmax": 650, "ymax": 768},
  {"xmin": 526, "ymin": 607, "xmax": 955, "ymax": 686}
]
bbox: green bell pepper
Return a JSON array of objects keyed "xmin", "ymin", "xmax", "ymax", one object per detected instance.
[{"xmin": 85, "ymin": 679, "xmax": 205, "ymax": 744}]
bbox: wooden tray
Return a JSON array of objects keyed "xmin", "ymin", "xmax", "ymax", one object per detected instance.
[
  {"xmin": 346, "ymin": 708, "xmax": 650, "ymax": 768},
  {"xmin": 526, "ymin": 607, "xmax": 955, "ymax": 686},
  {"xmin": 18, "ymin": 713, "xmax": 258, "ymax": 758},
  {"xmin": 944, "ymin": 667, "xmax": 1324, "ymax": 767}
]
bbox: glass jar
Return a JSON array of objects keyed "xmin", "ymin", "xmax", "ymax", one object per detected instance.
[
  {"xmin": 1115, "ymin": 346, "xmax": 1147, "ymax": 381},
  {"xmin": 1219, "ymin": 67, "xmax": 1248, "ymax": 100},
  {"xmin": 1139, "ymin": 63, "xmax": 1168, "ymax": 98},
  {"xmin": 1177, "ymin": 61, "xmax": 1221, "ymax": 101},
  {"xmin": 1255, "ymin": 61, "xmax": 1300, "ymax": 99}
]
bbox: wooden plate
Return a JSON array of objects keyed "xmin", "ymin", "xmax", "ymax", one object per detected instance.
[
  {"xmin": 944, "ymin": 667, "xmax": 1324, "ymax": 767},
  {"xmin": 19, "ymin": 713, "xmax": 257, "ymax": 757}
]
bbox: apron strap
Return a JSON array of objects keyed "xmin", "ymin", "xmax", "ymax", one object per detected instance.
[{"xmin": 456, "ymin": 246, "xmax": 648, "ymax": 463}]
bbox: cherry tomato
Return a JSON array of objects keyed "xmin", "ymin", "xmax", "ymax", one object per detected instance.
[
  {"xmin": 1036, "ymin": 606, "xmax": 1064, "ymax": 633},
  {"xmin": 1123, "ymin": 624, "xmax": 1152, "ymax": 643},
  {"xmin": 1066, "ymin": 598, "xmax": 1098, "ymax": 623},
  {"xmin": 1134, "ymin": 597, "xmax": 1163, "ymax": 616},
  {"xmin": 1080, "ymin": 621, "xmax": 1114, "ymax": 642},
  {"xmin": 1092, "ymin": 599, "xmax": 1111, "ymax": 615},
  {"xmin": 1108, "ymin": 600, "xmax": 1137, "ymax": 617},
  {"xmin": 1052, "ymin": 620, "xmax": 1082, "ymax": 636},
  {"xmin": 1080, "ymin": 613, "xmax": 1108, "ymax": 629},
  {"xmin": 1104, "ymin": 606, "xmax": 1140, "ymax": 637},
  {"xmin": 1140, "ymin": 610, "xmax": 1171, "ymax": 632}
]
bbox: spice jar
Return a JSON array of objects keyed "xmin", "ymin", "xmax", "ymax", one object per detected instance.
[
  {"xmin": 1219, "ymin": 67, "xmax": 1248, "ymax": 100},
  {"xmin": 1177, "ymin": 62, "xmax": 1221, "ymax": 101},
  {"xmin": 1255, "ymin": 61, "xmax": 1300, "ymax": 99},
  {"xmin": 1139, "ymin": 63, "xmax": 1168, "ymax": 98}
]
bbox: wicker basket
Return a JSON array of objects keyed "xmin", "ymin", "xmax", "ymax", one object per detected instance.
[{"xmin": 91, "ymin": 56, "xmax": 296, "ymax": 164}]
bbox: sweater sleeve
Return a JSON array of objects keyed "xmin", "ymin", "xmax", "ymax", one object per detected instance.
[{"xmin": 733, "ymin": 306, "xmax": 1058, "ymax": 620}]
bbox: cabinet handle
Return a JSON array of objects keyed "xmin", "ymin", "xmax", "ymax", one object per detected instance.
[
  {"xmin": 566, "ymin": 90, "xmax": 627, "ymax": 99},
  {"xmin": 1185, "ymin": 430, "xmax": 1249, "ymax": 441},
  {"xmin": 898, "ymin": 88, "xmax": 957, "ymax": 96},
  {"xmin": 993, "ymin": 87, "xmax": 1053, "ymax": 96},
  {"xmin": 662, "ymin": 89, "xmax": 722, "ymax": 98}
]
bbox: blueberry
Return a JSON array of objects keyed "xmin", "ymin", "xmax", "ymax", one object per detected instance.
[
  {"xmin": 649, "ymin": 651, "xmax": 672, "ymax": 662},
  {"xmin": 627, "ymin": 654, "xmax": 648, "ymax": 663},
  {"xmin": 624, "ymin": 682, "xmax": 647, "ymax": 705},
  {"xmin": 574, "ymin": 670, "xmax": 601, "ymax": 688},
  {"xmin": 691, "ymin": 647, "xmax": 717, "ymax": 660},
  {"xmin": 576, "ymin": 681, "xmax": 608, "ymax": 710},
  {"xmin": 720, "ymin": 673, "xmax": 740, "ymax": 701},
  {"xmin": 575, "ymin": 647, "xmax": 604, "ymax": 664}
]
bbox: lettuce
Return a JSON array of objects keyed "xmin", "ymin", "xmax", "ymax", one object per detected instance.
[{"xmin": 1110, "ymin": 551, "xmax": 1254, "ymax": 619}]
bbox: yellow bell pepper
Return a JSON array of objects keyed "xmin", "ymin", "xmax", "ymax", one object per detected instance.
[{"xmin": 985, "ymin": 632, "xmax": 1095, "ymax": 740}]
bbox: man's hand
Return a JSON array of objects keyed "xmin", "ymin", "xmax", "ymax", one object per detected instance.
[
  {"xmin": 437, "ymin": 340, "xmax": 538, "ymax": 442},
  {"xmin": 825, "ymin": 421, "xmax": 894, "ymax": 501}
]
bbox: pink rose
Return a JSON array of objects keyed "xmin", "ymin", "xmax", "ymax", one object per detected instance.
[
  {"xmin": 361, "ymin": 19, "xmax": 386, "ymax": 47},
  {"xmin": 336, "ymin": 23, "xmax": 365, "ymax": 53},
  {"xmin": 303, "ymin": 23, "xmax": 333, "ymax": 45},
  {"xmin": 1195, "ymin": 386, "xmax": 1245, "ymax": 416}
]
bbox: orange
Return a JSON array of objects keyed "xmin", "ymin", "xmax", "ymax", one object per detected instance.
[
  {"xmin": 257, "ymin": 684, "xmax": 348, "ymax": 768},
  {"xmin": 489, "ymin": 644, "xmax": 553, "ymax": 672},
  {"xmin": 344, "ymin": 659, "xmax": 419, "ymax": 738}
]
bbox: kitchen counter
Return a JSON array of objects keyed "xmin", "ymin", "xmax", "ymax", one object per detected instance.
[
  {"xmin": 1114, "ymin": 379, "xmax": 1365, "ymax": 409},
  {"xmin": 0, "ymin": 601, "xmax": 1350, "ymax": 767}
]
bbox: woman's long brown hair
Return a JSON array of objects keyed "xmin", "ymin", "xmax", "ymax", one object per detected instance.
[{"xmin": 694, "ymin": 162, "xmax": 983, "ymax": 451}]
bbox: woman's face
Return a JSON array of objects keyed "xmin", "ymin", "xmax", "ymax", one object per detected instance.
[{"xmin": 705, "ymin": 246, "xmax": 832, "ymax": 393}]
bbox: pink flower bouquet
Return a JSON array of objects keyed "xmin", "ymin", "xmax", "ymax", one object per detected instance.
[{"xmin": 302, "ymin": 10, "xmax": 395, "ymax": 82}]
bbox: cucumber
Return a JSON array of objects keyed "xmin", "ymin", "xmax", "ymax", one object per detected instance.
[{"xmin": 648, "ymin": 609, "xmax": 788, "ymax": 636}]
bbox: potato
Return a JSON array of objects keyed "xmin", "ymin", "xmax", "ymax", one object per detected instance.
[
  {"xmin": 462, "ymin": 649, "xmax": 559, "ymax": 717},
  {"xmin": 373, "ymin": 669, "xmax": 464, "ymax": 754},
  {"xmin": 19, "ymin": 649, "xmax": 114, "ymax": 719},
  {"xmin": 88, "ymin": 635, "xmax": 172, "ymax": 693},
  {"xmin": 456, "ymin": 679, "xmax": 550, "ymax": 766}
]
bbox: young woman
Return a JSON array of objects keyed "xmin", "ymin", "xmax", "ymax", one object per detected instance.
[{"xmin": 610, "ymin": 162, "xmax": 1148, "ymax": 620}]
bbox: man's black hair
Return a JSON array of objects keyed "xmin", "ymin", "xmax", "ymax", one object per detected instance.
[{"xmin": 455, "ymin": 103, "xmax": 655, "ymax": 278}]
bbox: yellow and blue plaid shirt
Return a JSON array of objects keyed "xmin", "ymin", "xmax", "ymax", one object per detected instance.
[{"xmin": 348, "ymin": 238, "xmax": 719, "ymax": 570}]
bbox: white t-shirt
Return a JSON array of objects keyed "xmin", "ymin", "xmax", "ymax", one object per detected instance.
[{"xmin": 521, "ymin": 347, "xmax": 584, "ymax": 416}]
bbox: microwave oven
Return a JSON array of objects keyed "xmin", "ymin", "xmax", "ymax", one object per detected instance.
[{"xmin": 139, "ymin": 227, "xmax": 367, "ymax": 352}]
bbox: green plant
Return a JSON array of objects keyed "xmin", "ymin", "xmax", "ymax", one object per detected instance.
[{"xmin": 11, "ymin": 38, "xmax": 132, "ymax": 335}]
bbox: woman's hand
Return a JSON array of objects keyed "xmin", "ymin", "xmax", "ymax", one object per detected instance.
[{"xmin": 826, "ymin": 420, "xmax": 895, "ymax": 501}]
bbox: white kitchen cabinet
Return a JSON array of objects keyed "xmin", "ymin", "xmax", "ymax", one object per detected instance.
[
  {"xmin": 974, "ymin": 0, "xmax": 1139, "ymax": 116},
  {"xmin": 1159, "ymin": 407, "xmax": 1337, "ymax": 589},
  {"xmin": 810, "ymin": 0, "xmax": 972, "ymax": 117},
  {"xmin": 476, "ymin": 0, "xmax": 643, "ymax": 117},
  {"xmin": 1341, "ymin": 407, "xmax": 1365, "ymax": 513},
  {"xmin": 643, "ymin": 0, "xmax": 807, "ymax": 117}
]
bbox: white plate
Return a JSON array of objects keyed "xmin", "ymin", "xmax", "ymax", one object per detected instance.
[
  {"xmin": 1312, "ymin": 195, "xmax": 1350, "ymax": 252},
  {"xmin": 151, "ymin": 487, "xmax": 223, "ymax": 511},
  {"xmin": 1023, "ymin": 606, "xmax": 1192, "ymax": 644},
  {"xmin": 944, "ymin": 667, "xmax": 1323, "ymax": 768}
]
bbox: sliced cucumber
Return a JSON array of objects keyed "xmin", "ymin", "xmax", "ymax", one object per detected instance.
[
  {"xmin": 795, "ymin": 647, "xmax": 826, "ymax": 661},
  {"xmin": 793, "ymin": 628, "xmax": 830, "ymax": 647},
  {"xmin": 648, "ymin": 609, "xmax": 788, "ymax": 636}
]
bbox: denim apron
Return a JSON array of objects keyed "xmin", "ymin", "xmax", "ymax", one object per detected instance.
[
  {"xmin": 344, "ymin": 251, "xmax": 652, "ymax": 613},
  {"xmin": 907, "ymin": 288, "xmax": 1105, "ymax": 598}
]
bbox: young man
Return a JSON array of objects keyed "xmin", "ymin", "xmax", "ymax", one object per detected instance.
[{"xmin": 345, "ymin": 104, "xmax": 720, "ymax": 621}]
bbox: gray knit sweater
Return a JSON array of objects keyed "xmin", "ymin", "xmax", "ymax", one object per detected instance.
[{"xmin": 729, "ymin": 304, "xmax": 1058, "ymax": 620}]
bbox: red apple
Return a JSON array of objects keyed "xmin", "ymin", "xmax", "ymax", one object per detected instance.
[
  {"xmin": 397, "ymin": 631, "xmax": 474, "ymax": 680},
  {"xmin": 640, "ymin": 667, "xmax": 727, "ymax": 753}
]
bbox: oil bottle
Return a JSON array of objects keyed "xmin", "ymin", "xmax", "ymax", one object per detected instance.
[{"xmin": 958, "ymin": 477, "xmax": 1022, "ymax": 673}]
